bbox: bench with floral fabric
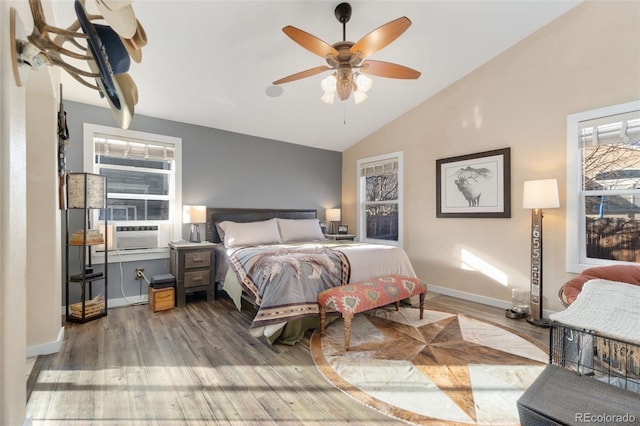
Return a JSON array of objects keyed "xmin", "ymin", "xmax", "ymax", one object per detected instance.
[{"xmin": 317, "ymin": 275, "xmax": 427, "ymax": 350}]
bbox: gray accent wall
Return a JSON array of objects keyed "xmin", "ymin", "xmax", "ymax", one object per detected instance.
[
  {"xmin": 63, "ymin": 101, "xmax": 342, "ymax": 303},
  {"xmin": 64, "ymin": 101, "xmax": 342, "ymax": 214}
]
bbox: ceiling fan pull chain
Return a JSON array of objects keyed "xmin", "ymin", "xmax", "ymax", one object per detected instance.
[{"xmin": 343, "ymin": 102, "xmax": 347, "ymax": 125}]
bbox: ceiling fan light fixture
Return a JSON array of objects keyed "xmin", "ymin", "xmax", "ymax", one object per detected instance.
[
  {"xmin": 321, "ymin": 91, "xmax": 336, "ymax": 105},
  {"xmin": 353, "ymin": 90, "xmax": 368, "ymax": 104},
  {"xmin": 336, "ymin": 66, "xmax": 353, "ymax": 101},
  {"xmin": 321, "ymin": 74, "xmax": 337, "ymax": 93},
  {"xmin": 355, "ymin": 73, "xmax": 372, "ymax": 93},
  {"xmin": 274, "ymin": 2, "xmax": 419, "ymax": 106}
]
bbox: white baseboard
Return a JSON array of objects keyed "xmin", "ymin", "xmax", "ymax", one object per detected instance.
[
  {"xmin": 428, "ymin": 284, "xmax": 557, "ymax": 318},
  {"xmin": 60, "ymin": 294, "xmax": 149, "ymax": 314},
  {"xmin": 109, "ymin": 294, "xmax": 149, "ymax": 308},
  {"xmin": 27, "ymin": 327, "xmax": 65, "ymax": 357}
]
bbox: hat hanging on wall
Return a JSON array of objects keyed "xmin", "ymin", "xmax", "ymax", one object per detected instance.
[
  {"xmin": 94, "ymin": 0, "xmax": 137, "ymax": 39},
  {"xmin": 9, "ymin": 0, "xmax": 146, "ymax": 129},
  {"xmin": 76, "ymin": 0, "xmax": 131, "ymax": 100},
  {"xmin": 120, "ymin": 19, "xmax": 147, "ymax": 63},
  {"xmin": 88, "ymin": 61, "xmax": 136, "ymax": 129}
]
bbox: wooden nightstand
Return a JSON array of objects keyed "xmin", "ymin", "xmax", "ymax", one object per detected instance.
[
  {"xmin": 324, "ymin": 234, "xmax": 357, "ymax": 241},
  {"xmin": 169, "ymin": 241, "xmax": 216, "ymax": 307}
]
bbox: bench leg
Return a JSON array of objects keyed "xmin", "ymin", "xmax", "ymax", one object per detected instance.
[
  {"xmin": 419, "ymin": 292, "xmax": 425, "ymax": 319},
  {"xmin": 395, "ymin": 300, "xmax": 400, "ymax": 311},
  {"xmin": 344, "ymin": 313, "xmax": 353, "ymax": 351},
  {"xmin": 319, "ymin": 305, "xmax": 326, "ymax": 336}
]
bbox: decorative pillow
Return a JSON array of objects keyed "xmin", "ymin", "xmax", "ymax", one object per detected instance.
[
  {"xmin": 218, "ymin": 219, "xmax": 282, "ymax": 247},
  {"xmin": 277, "ymin": 218, "xmax": 326, "ymax": 242}
]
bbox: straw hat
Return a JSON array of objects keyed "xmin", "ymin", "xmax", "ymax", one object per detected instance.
[
  {"xmin": 90, "ymin": 60, "xmax": 137, "ymax": 129},
  {"xmin": 120, "ymin": 19, "xmax": 147, "ymax": 63},
  {"xmin": 95, "ymin": 0, "xmax": 137, "ymax": 39}
]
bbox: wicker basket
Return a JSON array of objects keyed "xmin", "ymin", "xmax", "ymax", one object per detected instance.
[{"xmin": 70, "ymin": 293, "xmax": 105, "ymax": 319}]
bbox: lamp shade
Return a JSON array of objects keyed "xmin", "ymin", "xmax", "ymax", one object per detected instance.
[
  {"xmin": 523, "ymin": 179, "xmax": 560, "ymax": 209},
  {"xmin": 326, "ymin": 208, "xmax": 341, "ymax": 222},
  {"xmin": 183, "ymin": 205, "xmax": 207, "ymax": 224},
  {"xmin": 67, "ymin": 172, "xmax": 106, "ymax": 209}
]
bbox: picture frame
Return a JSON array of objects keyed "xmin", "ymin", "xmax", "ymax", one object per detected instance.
[
  {"xmin": 337, "ymin": 225, "xmax": 348, "ymax": 234},
  {"xmin": 436, "ymin": 147, "xmax": 511, "ymax": 218}
]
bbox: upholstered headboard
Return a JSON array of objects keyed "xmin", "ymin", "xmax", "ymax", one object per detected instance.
[{"xmin": 205, "ymin": 208, "xmax": 317, "ymax": 243}]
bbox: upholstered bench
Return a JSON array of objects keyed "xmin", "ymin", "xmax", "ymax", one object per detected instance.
[{"xmin": 317, "ymin": 275, "xmax": 428, "ymax": 350}]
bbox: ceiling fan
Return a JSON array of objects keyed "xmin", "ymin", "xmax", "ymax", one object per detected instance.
[{"xmin": 272, "ymin": 2, "xmax": 421, "ymax": 104}]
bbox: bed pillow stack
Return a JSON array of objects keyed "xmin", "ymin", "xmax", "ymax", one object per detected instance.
[{"xmin": 217, "ymin": 218, "xmax": 326, "ymax": 247}]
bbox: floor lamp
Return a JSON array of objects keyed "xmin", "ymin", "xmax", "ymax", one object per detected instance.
[{"xmin": 523, "ymin": 179, "xmax": 559, "ymax": 328}]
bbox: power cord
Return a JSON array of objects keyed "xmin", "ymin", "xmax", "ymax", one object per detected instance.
[{"xmin": 115, "ymin": 249, "xmax": 149, "ymax": 307}]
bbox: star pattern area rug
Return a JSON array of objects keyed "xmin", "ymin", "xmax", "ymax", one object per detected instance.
[{"xmin": 310, "ymin": 306, "xmax": 548, "ymax": 425}]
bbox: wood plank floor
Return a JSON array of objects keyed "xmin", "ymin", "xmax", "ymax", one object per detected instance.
[{"xmin": 26, "ymin": 293, "xmax": 549, "ymax": 425}]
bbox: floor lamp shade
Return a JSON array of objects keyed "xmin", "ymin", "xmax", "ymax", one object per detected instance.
[
  {"xmin": 523, "ymin": 179, "xmax": 559, "ymax": 328},
  {"xmin": 183, "ymin": 205, "xmax": 206, "ymax": 243},
  {"xmin": 523, "ymin": 179, "xmax": 559, "ymax": 209}
]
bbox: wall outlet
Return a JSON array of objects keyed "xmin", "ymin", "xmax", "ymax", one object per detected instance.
[{"xmin": 135, "ymin": 268, "xmax": 144, "ymax": 279}]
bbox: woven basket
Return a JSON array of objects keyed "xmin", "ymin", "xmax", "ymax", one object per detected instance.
[{"xmin": 70, "ymin": 293, "xmax": 105, "ymax": 319}]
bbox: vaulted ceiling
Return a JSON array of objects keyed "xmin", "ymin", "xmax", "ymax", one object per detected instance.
[{"xmin": 52, "ymin": 1, "xmax": 581, "ymax": 151}]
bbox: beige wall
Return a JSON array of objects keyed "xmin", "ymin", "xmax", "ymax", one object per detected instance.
[
  {"xmin": 343, "ymin": 1, "xmax": 640, "ymax": 313},
  {"xmin": 26, "ymin": 66, "xmax": 62, "ymax": 354},
  {"xmin": 2, "ymin": 1, "xmax": 61, "ymax": 423},
  {"xmin": 1, "ymin": 3, "xmax": 28, "ymax": 423}
]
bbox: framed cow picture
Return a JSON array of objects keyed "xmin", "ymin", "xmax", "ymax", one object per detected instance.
[{"xmin": 435, "ymin": 148, "xmax": 511, "ymax": 218}]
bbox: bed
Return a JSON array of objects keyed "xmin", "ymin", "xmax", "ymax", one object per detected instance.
[{"xmin": 205, "ymin": 208, "xmax": 417, "ymax": 344}]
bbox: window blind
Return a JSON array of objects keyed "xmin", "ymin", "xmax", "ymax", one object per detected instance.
[
  {"xmin": 360, "ymin": 159, "xmax": 398, "ymax": 177},
  {"xmin": 94, "ymin": 134, "xmax": 176, "ymax": 161},
  {"xmin": 579, "ymin": 112, "xmax": 640, "ymax": 146}
]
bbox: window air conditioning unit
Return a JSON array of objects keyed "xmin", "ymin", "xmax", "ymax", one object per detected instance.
[{"xmin": 114, "ymin": 225, "xmax": 159, "ymax": 250}]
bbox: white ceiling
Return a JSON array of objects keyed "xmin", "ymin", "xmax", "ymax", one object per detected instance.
[{"xmin": 51, "ymin": 1, "xmax": 581, "ymax": 152}]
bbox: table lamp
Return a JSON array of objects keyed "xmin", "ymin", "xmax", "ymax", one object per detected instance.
[
  {"xmin": 326, "ymin": 208, "xmax": 341, "ymax": 234},
  {"xmin": 183, "ymin": 205, "xmax": 206, "ymax": 243}
]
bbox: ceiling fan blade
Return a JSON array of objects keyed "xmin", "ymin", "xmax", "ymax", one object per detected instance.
[
  {"xmin": 350, "ymin": 17, "xmax": 411, "ymax": 58},
  {"xmin": 272, "ymin": 65, "xmax": 331, "ymax": 85},
  {"xmin": 360, "ymin": 60, "xmax": 421, "ymax": 79},
  {"xmin": 282, "ymin": 26, "xmax": 339, "ymax": 59}
]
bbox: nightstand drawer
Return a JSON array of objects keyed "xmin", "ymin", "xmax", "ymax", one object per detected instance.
[
  {"xmin": 184, "ymin": 270, "xmax": 210, "ymax": 288},
  {"xmin": 185, "ymin": 251, "xmax": 211, "ymax": 269}
]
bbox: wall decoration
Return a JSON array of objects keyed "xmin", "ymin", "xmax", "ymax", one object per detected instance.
[
  {"xmin": 436, "ymin": 148, "xmax": 511, "ymax": 218},
  {"xmin": 9, "ymin": 0, "xmax": 145, "ymax": 129}
]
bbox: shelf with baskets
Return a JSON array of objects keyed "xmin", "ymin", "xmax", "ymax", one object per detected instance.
[{"xmin": 64, "ymin": 172, "xmax": 108, "ymax": 323}]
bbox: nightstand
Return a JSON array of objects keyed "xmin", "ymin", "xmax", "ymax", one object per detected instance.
[
  {"xmin": 169, "ymin": 241, "xmax": 216, "ymax": 307},
  {"xmin": 324, "ymin": 234, "xmax": 357, "ymax": 241}
]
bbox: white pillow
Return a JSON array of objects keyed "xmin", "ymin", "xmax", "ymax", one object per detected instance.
[
  {"xmin": 218, "ymin": 219, "xmax": 282, "ymax": 247},
  {"xmin": 277, "ymin": 218, "xmax": 325, "ymax": 242}
]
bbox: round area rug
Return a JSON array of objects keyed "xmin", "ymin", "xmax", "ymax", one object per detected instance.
[{"xmin": 310, "ymin": 306, "xmax": 548, "ymax": 425}]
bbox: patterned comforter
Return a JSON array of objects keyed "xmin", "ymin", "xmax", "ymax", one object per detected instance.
[{"xmin": 228, "ymin": 244, "xmax": 351, "ymax": 329}]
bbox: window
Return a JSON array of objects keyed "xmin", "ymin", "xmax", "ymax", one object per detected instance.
[
  {"xmin": 357, "ymin": 152, "xmax": 403, "ymax": 246},
  {"xmin": 566, "ymin": 101, "xmax": 640, "ymax": 272},
  {"xmin": 83, "ymin": 124, "xmax": 182, "ymax": 262}
]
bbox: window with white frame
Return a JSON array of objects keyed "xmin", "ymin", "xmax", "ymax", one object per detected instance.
[
  {"xmin": 83, "ymin": 124, "xmax": 182, "ymax": 261},
  {"xmin": 566, "ymin": 101, "xmax": 640, "ymax": 272},
  {"xmin": 357, "ymin": 152, "xmax": 403, "ymax": 246}
]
